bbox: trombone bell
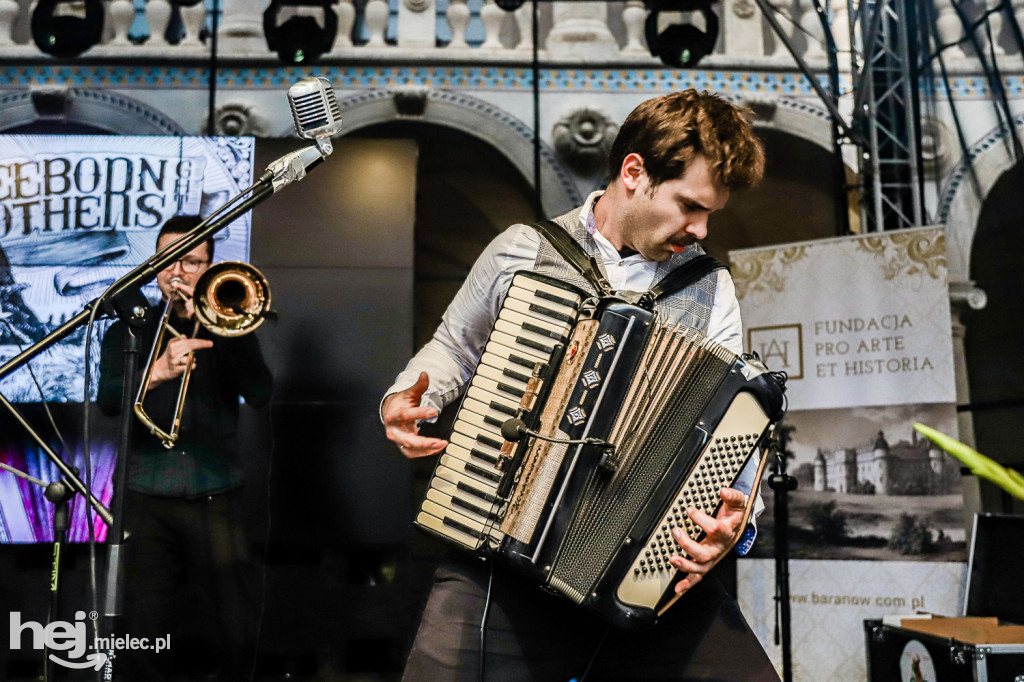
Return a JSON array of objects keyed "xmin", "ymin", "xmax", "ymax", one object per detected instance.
[{"xmin": 194, "ymin": 262, "xmax": 271, "ymax": 337}]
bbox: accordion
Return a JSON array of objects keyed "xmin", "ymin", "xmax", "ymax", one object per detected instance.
[{"xmin": 416, "ymin": 270, "xmax": 786, "ymax": 628}]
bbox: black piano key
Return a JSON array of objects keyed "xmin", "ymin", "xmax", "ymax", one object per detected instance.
[
  {"xmin": 466, "ymin": 462, "xmax": 501, "ymax": 483},
  {"xmin": 476, "ymin": 433, "xmax": 503, "ymax": 449},
  {"xmin": 483, "ymin": 414, "xmax": 503, "ymax": 428},
  {"xmin": 489, "ymin": 401, "xmax": 517, "ymax": 416},
  {"xmin": 471, "ymin": 447, "xmax": 499, "ymax": 465},
  {"xmin": 515, "ymin": 336, "xmax": 554, "ymax": 354},
  {"xmin": 527, "ymin": 302, "xmax": 573, "ymax": 324},
  {"xmin": 522, "ymin": 321, "xmax": 566, "ymax": 342},
  {"xmin": 452, "ymin": 496, "xmax": 497, "ymax": 521},
  {"xmin": 457, "ymin": 481, "xmax": 498, "ymax": 505},
  {"xmin": 509, "ymin": 353, "xmax": 540, "ymax": 371},
  {"xmin": 442, "ymin": 516, "xmax": 485, "ymax": 541},
  {"xmin": 533, "ymin": 289, "xmax": 578, "ymax": 309},
  {"xmin": 503, "ymin": 367, "xmax": 531, "ymax": 383},
  {"xmin": 496, "ymin": 382, "xmax": 525, "ymax": 399}
]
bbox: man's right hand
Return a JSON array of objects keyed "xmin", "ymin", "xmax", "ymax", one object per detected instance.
[
  {"xmin": 382, "ymin": 372, "xmax": 448, "ymax": 458},
  {"xmin": 150, "ymin": 337, "xmax": 214, "ymax": 387}
]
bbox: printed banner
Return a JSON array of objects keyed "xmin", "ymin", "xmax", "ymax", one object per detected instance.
[
  {"xmin": 0, "ymin": 135, "xmax": 255, "ymax": 402},
  {"xmin": 738, "ymin": 559, "xmax": 965, "ymax": 682},
  {"xmin": 731, "ymin": 228, "xmax": 955, "ymax": 410}
]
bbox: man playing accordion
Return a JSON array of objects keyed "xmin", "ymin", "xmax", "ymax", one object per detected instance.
[{"xmin": 382, "ymin": 90, "xmax": 779, "ymax": 681}]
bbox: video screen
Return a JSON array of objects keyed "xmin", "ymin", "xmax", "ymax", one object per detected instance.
[{"xmin": 0, "ymin": 135, "xmax": 254, "ymax": 542}]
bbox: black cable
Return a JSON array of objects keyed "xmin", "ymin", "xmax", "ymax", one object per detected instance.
[
  {"xmin": 982, "ymin": 5, "xmax": 1023, "ymax": 164},
  {"xmin": 249, "ymin": 323, "xmax": 278, "ymax": 682},
  {"xmin": 949, "ymin": 0, "xmax": 1023, "ymax": 163},
  {"xmin": 763, "ymin": 0, "xmax": 829, "ymax": 50},
  {"xmin": 920, "ymin": 0, "xmax": 982, "ymax": 200},
  {"xmin": 206, "ymin": 0, "xmax": 220, "ymax": 136},
  {"xmin": 478, "ymin": 561, "xmax": 494, "ymax": 682},
  {"xmin": 531, "ymin": 0, "xmax": 541, "ymax": 219},
  {"xmin": 0, "ymin": 319, "xmax": 72, "ymax": 457},
  {"xmin": 81, "ymin": 299, "xmax": 103, "ymax": 677},
  {"xmin": 578, "ymin": 623, "xmax": 611, "ymax": 682}
]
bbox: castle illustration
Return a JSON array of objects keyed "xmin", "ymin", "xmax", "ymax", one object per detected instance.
[{"xmin": 812, "ymin": 430, "xmax": 960, "ymax": 496}]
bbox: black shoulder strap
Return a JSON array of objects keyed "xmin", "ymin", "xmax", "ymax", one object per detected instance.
[
  {"xmin": 530, "ymin": 220, "xmax": 611, "ymax": 295},
  {"xmin": 644, "ymin": 254, "xmax": 728, "ymax": 304}
]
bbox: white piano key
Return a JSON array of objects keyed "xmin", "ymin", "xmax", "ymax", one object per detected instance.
[
  {"xmin": 427, "ymin": 487, "xmax": 498, "ymax": 526},
  {"xmin": 498, "ymin": 308, "xmax": 572, "ymax": 339},
  {"xmin": 469, "ymin": 374, "xmax": 527, "ymax": 404},
  {"xmin": 440, "ymin": 454, "xmax": 503, "ymax": 487},
  {"xmin": 465, "ymin": 385, "xmax": 520, "ymax": 413},
  {"xmin": 434, "ymin": 465, "xmax": 499, "ymax": 498}
]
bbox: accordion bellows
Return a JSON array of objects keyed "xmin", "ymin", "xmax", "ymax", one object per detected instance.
[{"xmin": 416, "ymin": 271, "xmax": 786, "ymax": 628}]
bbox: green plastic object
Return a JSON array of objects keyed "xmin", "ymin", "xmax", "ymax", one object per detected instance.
[{"xmin": 913, "ymin": 423, "xmax": 1024, "ymax": 501}]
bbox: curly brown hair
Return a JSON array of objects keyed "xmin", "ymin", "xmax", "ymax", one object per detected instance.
[{"xmin": 608, "ymin": 90, "xmax": 765, "ymax": 192}]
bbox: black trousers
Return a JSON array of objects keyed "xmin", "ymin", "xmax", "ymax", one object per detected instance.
[
  {"xmin": 117, "ymin": 489, "xmax": 256, "ymax": 682},
  {"xmin": 404, "ymin": 556, "xmax": 780, "ymax": 682}
]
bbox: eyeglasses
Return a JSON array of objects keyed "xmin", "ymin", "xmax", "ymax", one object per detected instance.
[{"xmin": 165, "ymin": 257, "xmax": 210, "ymax": 274}]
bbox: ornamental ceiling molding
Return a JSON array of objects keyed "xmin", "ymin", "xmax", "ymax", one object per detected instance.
[{"xmin": 0, "ymin": 88, "xmax": 187, "ymax": 135}]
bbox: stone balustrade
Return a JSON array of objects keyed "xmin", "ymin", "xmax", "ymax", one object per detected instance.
[{"xmin": 1, "ymin": 0, "xmax": 1022, "ymax": 69}]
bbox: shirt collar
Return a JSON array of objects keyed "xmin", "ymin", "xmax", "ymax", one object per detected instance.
[{"xmin": 580, "ymin": 190, "xmax": 604, "ymax": 235}]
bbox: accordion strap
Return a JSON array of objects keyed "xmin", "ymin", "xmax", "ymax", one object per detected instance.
[
  {"xmin": 641, "ymin": 254, "xmax": 729, "ymax": 306},
  {"xmin": 530, "ymin": 220, "xmax": 727, "ymax": 307},
  {"xmin": 531, "ymin": 220, "xmax": 612, "ymax": 295}
]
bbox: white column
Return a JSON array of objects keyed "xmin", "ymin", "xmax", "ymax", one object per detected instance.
[
  {"xmin": 105, "ymin": 0, "xmax": 135, "ymax": 46},
  {"xmin": 398, "ymin": 0, "xmax": 434, "ymax": 48},
  {"xmin": 365, "ymin": 0, "xmax": 390, "ymax": 47},
  {"xmin": 334, "ymin": 0, "xmax": 356, "ymax": 50},
  {"xmin": 479, "ymin": 0, "xmax": 505, "ymax": 50},
  {"xmin": 446, "ymin": 0, "xmax": 470, "ymax": 48},
  {"xmin": 934, "ymin": 0, "xmax": 967, "ymax": 59},
  {"xmin": 514, "ymin": 3, "xmax": 533, "ymax": 51},
  {"xmin": 0, "ymin": 0, "xmax": 19, "ymax": 46},
  {"xmin": 798, "ymin": 0, "xmax": 825, "ymax": 60},
  {"xmin": 830, "ymin": 0, "xmax": 850, "ymax": 53},
  {"xmin": 1016, "ymin": 0, "xmax": 1024, "ymax": 60},
  {"xmin": 987, "ymin": 0, "xmax": 1005, "ymax": 55},
  {"xmin": 145, "ymin": 0, "xmax": 172, "ymax": 46},
  {"xmin": 723, "ymin": 0, "xmax": 765, "ymax": 58},
  {"xmin": 180, "ymin": 2, "xmax": 206, "ymax": 47},
  {"xmin": 769, "ymin": 0, "xmax": 798, "ymax": 58},
  {"xmin": 546, "ymin": 1, "xmax": 618, "ymax": 59},
  {"xmin": 621, "ymin": 0, "xmax": 648, "ymax": 56},
  {"xmin": 219, "ymin": 0, "xmax": 268, "ymax": 54}
]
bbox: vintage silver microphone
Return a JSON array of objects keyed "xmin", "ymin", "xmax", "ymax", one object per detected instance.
[
  {"xmin": 262, "ymin": 77, "xmax": 342, "ymax": 192},
  {"xmin": 288, "ymin": 76, "xmax": 343, "ymax": 155}
]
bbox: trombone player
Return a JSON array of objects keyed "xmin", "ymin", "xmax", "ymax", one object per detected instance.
[{"xmin": 98, "ymin": 215, "xmax": 273, "ymax": 681}]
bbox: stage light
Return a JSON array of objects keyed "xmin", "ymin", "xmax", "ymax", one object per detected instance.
[
  {"xmin": 644, "ymin": 0, "xmax": 719, "ymax": 68},
  {"xmin": 264, "ymin": 0, "xmax": 339, "ymax": 64},
  {"xmin": 31, "ymin": 0, "xmax": 104, "ymax": 58}
]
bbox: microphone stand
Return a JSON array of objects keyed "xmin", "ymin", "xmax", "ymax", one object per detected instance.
[
  {"xmin": 0, "ymin": 463, "xmax": 76, "ymax": 681},
  {"xmin": 0, "ymin": 141, "xmax": 329, "ymax": 680},
  {"xmin": 767, "ymin": 441, "xmax": 798, "ymax": 682}
]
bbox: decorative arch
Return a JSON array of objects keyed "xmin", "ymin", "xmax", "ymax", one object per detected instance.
[
  {"xmin": 320, "ymin": 89, "xmax": 583, "ymax": 217},
  {"xmin": 937, "ymin": 111, "xmax": 1024, "ymax": 279},
  {"xmin": 0, "ymin": 88, "xmax": 187, "ymax": 135}
]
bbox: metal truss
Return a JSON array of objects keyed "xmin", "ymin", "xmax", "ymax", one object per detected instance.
[{"xmin": 849, "ymin": 0, "xmax": 924, "ymax": 232}]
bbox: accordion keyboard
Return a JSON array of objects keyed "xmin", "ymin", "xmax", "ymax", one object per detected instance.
[{"xmin": 415, "ymin": 273, "xmax": 584, "ymax": 550}]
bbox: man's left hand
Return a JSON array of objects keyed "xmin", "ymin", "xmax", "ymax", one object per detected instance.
[{"xmin": 668, "ymin": 487, "xmax": 747, "ymax": 595}]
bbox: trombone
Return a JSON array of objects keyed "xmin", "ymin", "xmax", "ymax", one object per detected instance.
[{"xmin": 134, "ymin": 262, "xmax": 271, "ymax": 448}]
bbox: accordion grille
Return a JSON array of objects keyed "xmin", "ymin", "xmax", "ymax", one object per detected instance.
[{"xmin": 547, "ymin": 329, "xmax": 734, "ymax": 602}]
